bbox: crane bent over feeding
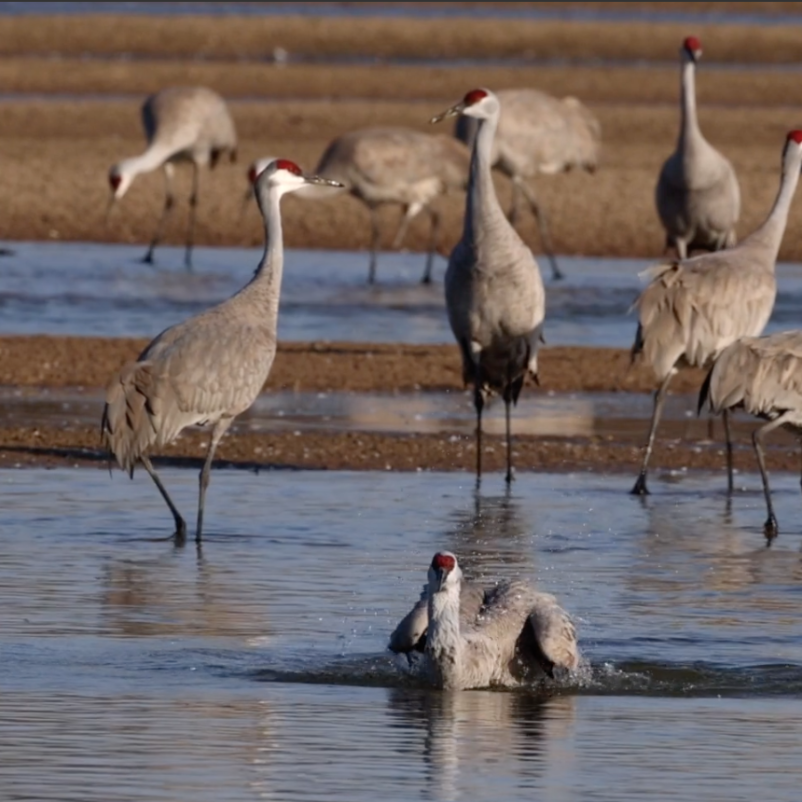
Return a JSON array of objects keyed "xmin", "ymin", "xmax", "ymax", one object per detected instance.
[
  {"xmin": 106, "ymin": 86, "xmax": 238, "ymax": 270},
  {"xmin": 630, "ymin": 130, "xmax": 802, "ymax": 496},
  {"xmin": 101, "ymin": 159, "xmax": 343, "ymax": 544},
  {"xmin": 432, "ymin": 88, "xmax": 545, "ymax": 484}
]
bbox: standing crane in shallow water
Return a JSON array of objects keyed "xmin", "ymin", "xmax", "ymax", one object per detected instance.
[
  {"xmin": 655, "ymin": 36, "xmax": 740, "ymax": 260},
  {"xmin": 101, "ymin": 159, "xmax": 343, "ymax": 544},
  {"xmin": 699, "ymin": 330, "xmax": 802, "ymax": 542},
  {"xmin": 106, "ymin": 86, "xmax": 238, "ymax": 270},
  {"xmin": 432, "ymin": 88, "xmax": 545, "ymax": 485},
  {"xmin": 630, "ymin": 130, "xmax": 802, "ymax": 496}
]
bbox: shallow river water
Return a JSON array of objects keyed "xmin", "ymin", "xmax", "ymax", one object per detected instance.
[
  {"xmin": 3, "ymin": 467, "xmax": 802, "ymax": 801},
  {"xmin": 3, "ymin": 241, "xmax": 802, "ymax": 348}
]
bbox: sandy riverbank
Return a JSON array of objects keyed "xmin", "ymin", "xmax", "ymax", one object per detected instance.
[{"xmin": 2, "ymin": 14, "xmax": 802, "ymax": 259}]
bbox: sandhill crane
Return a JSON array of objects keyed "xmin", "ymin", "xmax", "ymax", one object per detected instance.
[
  {"xmin": 656, "ymin": 36, "xmax": 740, "ymax": 260},
  {"xmin": 101, "ymin": 159, "xmax": 343, "ymax": 544},
  {"xmin": 699, "ymin": 330, "xmax": 802, "ymax": 541},
  {"xmin": 454, "ymin": 87, "xmax": 601, "ymax": 281},
  {"xmin": 107, "ymin": 86, "xmax": 238, "ymax": 270},
  {"xmin": 630, "ymin": 129, "xmax": 802, "ymax": 496},
  {"xmin": 432, "ymin": 88, "xmax": 545, "ymax": 484},
  {"xmin": 400, "ymin": 551, "xmax": 578, "ymax": 690},
  {"xmin": 247, "ymin": 127, "xmax": 471, "ymax": 284}
]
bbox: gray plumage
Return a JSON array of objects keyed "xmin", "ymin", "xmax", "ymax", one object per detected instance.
[
  {"xmin": 455, "ymin": 87, "xmax": 601, "ymax": 281},
  {"xmin": 107, "ymin": 86, "xmax": 238, "ymax": 270},
  {"xmin": 248, "ymin": 126, "xmax": 471, "ymax": 284},
  {"xmin": 101, "ymin": 159, "xmax": 342, "ymax": 544},
  {"xmin": 407, "ymin": 551, "xmax": 578, "ymax": 691},
  {"xmin": 432, "ymin": 88, "xmax": 545, "ymax": 484},
  {"xmin": 699, "ymin": 330, "xmax": 802, "ymax": 541},
  {"xmin": 629, "ymin": 129, "xmax": 802, "ymax": 496},
  {"xmin": 655, "ymin": 36, "xmax": 740, "ymax": 260},
  {"xmin": 388, "ymin": 579, "xmax": 487, "ymax": 654}
]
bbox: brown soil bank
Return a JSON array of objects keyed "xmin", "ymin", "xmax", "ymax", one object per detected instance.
[
  {"xmin": 0, "ymin": 336, "xmax": 706, "ymax": 395},
  {"xmin": 5, "ymin": 11, "xmax": 802, "ymax": 64}
]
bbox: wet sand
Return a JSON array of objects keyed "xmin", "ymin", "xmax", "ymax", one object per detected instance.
[
  {"xmin": 1, "ymin": 334, "xmax": 794, "ymax": 477},
  {"xmin": 3, "ymin": 15, "xmax": 802, "ymax": 258}
]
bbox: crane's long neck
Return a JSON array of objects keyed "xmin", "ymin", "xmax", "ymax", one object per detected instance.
[
  {"xmin": 743, "ymin": 146, "xmax": 802, "ymax": 264},
  {"xmin": 464, "ymin": 107, "xmax": 507, "ymax": 243},
  {"xmin": 426, "ymin": 584, "xmax": 464, "ymax": 687},
  {"xmin": 678, "ymin": 60, "xmax": 702, "ymax": 151},
  {"xmin": 247, "ymin": 189, "xmax": 285, "ymax": 320},
  {"xmin": 120, "ymin": 141, "xmax": 175, "ymax": 180}
]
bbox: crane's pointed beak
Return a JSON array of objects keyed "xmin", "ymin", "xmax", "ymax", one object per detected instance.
[
  {"xmin": 303, "ymin": 174, "xmax": 344, "ymax": 188},
  {"xmin": 433, "ymin": 567, "xmax": 450, "ymax": 592},
  {"xmin": 430, "ymin": 101, "xmax": 465, "ymax": 124}
]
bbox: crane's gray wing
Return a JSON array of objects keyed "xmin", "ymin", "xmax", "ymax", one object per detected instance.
[
  {"xmin": 476, "ymin": 581, "xmax": 578, "ymax": 678},
  {"xmin": 704, "ymin": 331, "xmax": 802, "ymax": 417},
  {"xmin": 388, "ymin": 580, "xmax": 489, "ymax": 654},
  {"xmin": 633, "ymin": 256, "xmax": 777, "ymax": 377}
]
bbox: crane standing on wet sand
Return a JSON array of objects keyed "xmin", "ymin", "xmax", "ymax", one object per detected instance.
[
  {"xmin": 106, "ymin": 86, "xmax": 238, "ymax": 271},
  {"xmin": 432, "ymin": 88, "xmax": 545, "ymax": 485},
  {"xmin": 101, "ymin": 160, "xmax": 343, "ymax": 544},
  {"xmin": 655, "ymin": 36, "xmax": 740, "ymax": 260},
  {"xmin": 629, "ymin": 130, "xmax": 802, "ymax": 496}
]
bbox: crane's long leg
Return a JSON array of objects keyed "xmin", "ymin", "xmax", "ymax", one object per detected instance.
[
  {"xmin": 722, "ymin": 409, "xmax": 734, "ymax": 493},
  {"xmin": 141, "ymin": 454, "xmax": 187, "ymax": 543},
  {"xmin": 473, "ymin": 381, "xmax": 485, "ymax": 484},
  {"xmin": 391, "ymin": 201, "xmax": 423, "ymax": 251},
  {"xmin": 368, "ymin": 205, "xmax": 381, "ymax": 284},
  {"xmin": 631, "ymin": 372, "xmax": 674, "ymax": 496},
  {"xmin": 751, "ymin": 415, "xmax": 790, "ymax": 542},
  {"xmin": 184, "ymin": 162, "xmax": 200, "ymax": 272},
  {"xmin": 142, "ymin": 163, "xmax": 175, "ymax": 266},
  {"xmin": 503, "ymin": 392, "xmax": 513, "ymax": 484},
  {"xmin": 196, "ymin": 418, "xmax": 233, "ymax": 544},
  {"xmin": 421, "ymin": 206, "xmax": 441, "ymax": 285},
  {"xmin": 516, "ymin": 177, "xmax": 564, "ymax": 281}
]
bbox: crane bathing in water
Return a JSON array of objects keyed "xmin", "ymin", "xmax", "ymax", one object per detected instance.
[
  {"xmin": 247, "ymin": 126, "xmax": 471, "ymax": 284},
  {"xmin": 454, "ymin": 87, "xmax": 601, "ymax": 281},
  {"xmin": 630, "ymin": 129, "xmax": 802, "ymax": 496},
  {"xmin": 655, "ymin": 36, "xmax": 740, "ymax": 260},
  {"xmin": 391, "ymin": 551, "xmax": 578, "ymax": 691},
  {"xmin": 432, "ymin": 88, "xmax": 545, "ymax": 485},
  {"xmin": 106, "ymin": 86, "xmax": 238, "ymax": 270},
  {"xmin": 699, "ymin": 330, "xmax": 802, "ymax": 542},
  {"xmin": 101, "ymin": 159, "xmax": 343, "ymax": 544}
]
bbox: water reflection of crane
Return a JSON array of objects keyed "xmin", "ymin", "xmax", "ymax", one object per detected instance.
[
  {"xmin": 386, "ymin": 687, "xmax": 577, "ymax": 802},
  {"xmin": 99, "ymin": 552, "xmax": 273, "ymax": 640}
]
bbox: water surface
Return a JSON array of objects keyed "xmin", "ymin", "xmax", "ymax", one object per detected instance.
[
  {"xmin": 4, "ymin": 241, "xmax": 802, "ymax": 347},
  {"xmin": 2, "ymin": 468, "xmax": 802, "ymax": 800}
]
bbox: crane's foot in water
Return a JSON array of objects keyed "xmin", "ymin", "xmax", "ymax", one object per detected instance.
[
  {"xmin": 173, "ymin": 517, "xmax": 188, "ymax": 546},
  {"xmin": 139, "ymin": 251, "xmax": 157, "ymax": 267},
  {"xmin": 763, "ymin": 514, "xmax": 779, "ymax": 544},
  {"xmin": 630, "ymin": 473, "xmax": 650, "ymax": 496}
]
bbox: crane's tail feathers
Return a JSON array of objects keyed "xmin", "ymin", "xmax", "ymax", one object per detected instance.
[{"xmin": 101, "ymin": 361, "xmax": 162, "ymax": 477}]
